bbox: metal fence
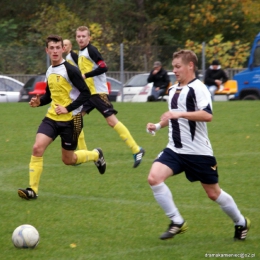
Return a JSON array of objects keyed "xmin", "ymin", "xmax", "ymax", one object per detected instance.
[
  {"xmin": 1, "ymin": 45, "xmax": 244, "ymax": 84},
  {"xmin": 5, "ymin": 68, "xmax": 244, "ymax": 85}
]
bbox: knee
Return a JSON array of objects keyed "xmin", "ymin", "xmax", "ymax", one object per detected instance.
[
  {"xmin": 147, "ymin": 172, "xmax": 161, "ymax": 186},
  {"xmin": 206, "ymin": 190, "xmax": 220, "ymax": 201},
  {"xmin": 107, "ymin": 120, "xmax": 114, "ymax": 127},
  {"xmin": 32, "ymin": 143, "xmax": 44, "ymax": 156},
  {"xmin": 62, "ymin": 157, "xmax": 74, "ymax": 165}
]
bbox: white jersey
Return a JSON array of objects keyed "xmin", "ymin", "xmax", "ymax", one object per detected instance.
[{"xmin": 166, "ymin": 78, "xmax": 213, "ymax": 156}]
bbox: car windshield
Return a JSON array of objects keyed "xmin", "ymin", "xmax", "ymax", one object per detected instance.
[
  {"xmin": 0, "ymin": 78, "xmax": 22, "ymax": 91},
  {"xmin": 107, "ymin": 78, "xmax": 122, "ymax": 91},
  {"xmin": 125, "ymin": 74, "xmax": 148, "ymax": 86}
]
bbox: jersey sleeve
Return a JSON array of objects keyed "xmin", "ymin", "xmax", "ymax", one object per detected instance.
[
  {"xmin": 64, "ymin": 62, "xmax": 92, "ymax": 112},
  {"xmin": 39, "ymin": 83, "xmax": 52, "ymax": 106},
  {"xmin": 84, "ymin": 44, "xmax": 108, "ymax": 78},
  {"xmin": 194, "ymin": 80, "xmax": 213, "ymax": 114}
]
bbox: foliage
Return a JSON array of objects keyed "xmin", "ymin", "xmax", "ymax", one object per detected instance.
[
  {"xmin": 0, "ymin": 19, "xmax": 18, "ymax": 47},
  {"xmin": 185, "ymin": 34, "xmax": 251, "ymax": 68},
  {"xmin": 0, "ymin": 0, "xmax": 259, "ymax": 73}
]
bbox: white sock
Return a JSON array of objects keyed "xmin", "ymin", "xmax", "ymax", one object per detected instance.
[
  {"xmin": 215, "ymin": 189, "xmax": 245, "ymax": 226},
  {"xmin": 151, "ymin": 182, "xmax": 184, "ymax": 224}
]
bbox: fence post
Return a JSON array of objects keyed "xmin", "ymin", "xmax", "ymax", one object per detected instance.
[
  {"xmin": 202, "ymin": 42, "xmax": 206, "ymax": 77},
  {"xmin": 46, "ymin": 54, "xmax": 50, "ymax": 69},
  {"xmin": 120, "ymin": 43, "xmax": 124, "ymax": 102}
]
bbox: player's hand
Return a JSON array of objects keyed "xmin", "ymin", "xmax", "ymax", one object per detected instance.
[
  {"xmin": 146, "ymin": 123, "xmax": 156, "ymax": 136},
  {"xmin": 55, "ymin": 104, "xmax": 68, "ymax": 115},
  {"xmin": 82, "ymin": 74, "xmax": 86, "ymax": 79},
  {"xmin": 146, "ymin": 123, "xmax": 156, "ymax": 132},
  {"xmin": 29, "ymin": 94, "xmax": 40, "ymax": 107},
  {"xmin": 160, "ymin": 111, "xmax": 181, "ymax": 121}
]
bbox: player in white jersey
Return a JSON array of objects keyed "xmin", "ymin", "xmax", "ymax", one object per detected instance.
[{"xmin": 146, "ymin": 50, "xmax": 250, "ymax": 241}]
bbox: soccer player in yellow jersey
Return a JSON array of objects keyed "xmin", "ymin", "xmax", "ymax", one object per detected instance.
[
  {"xmin": 76, "ymin": 26, "xmax": 145, "ymax": 168},
  {"xmin": 63, "ymin": 39, "xmax": 78, "ymax": 67},
  {"xmin": 18, "ymin": 35, "xmax": 106, "ymax": 200},
  {"xmin": 63, "ymin": 38, "xmax": 87, "ymax": 151}
]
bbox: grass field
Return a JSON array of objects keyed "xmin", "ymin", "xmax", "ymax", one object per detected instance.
[{"xmin": 0, "ymin": 101, "xmax": 259, "ymax": 260}]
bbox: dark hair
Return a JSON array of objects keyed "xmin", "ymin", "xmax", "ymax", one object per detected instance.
[
  {"xmin": 173, "ymin": 50, "xmax": 198, "ymax": 72},
  {"xmin": 46, "ymin": 35, "xmax": 63, "ymax": 47}
]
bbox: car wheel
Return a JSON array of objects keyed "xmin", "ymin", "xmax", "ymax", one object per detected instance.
[{"xmin": 242, "ymin": 94, "xmax": 259, "ymax": 100}]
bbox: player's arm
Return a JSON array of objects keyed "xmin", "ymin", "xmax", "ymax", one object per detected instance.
[
  {"xmin": 160, "ymin": 109, "xmax": 212, "ymax": 122},
  {"xmin": 65, "ymin": 63, "xmax": 91, "ymax": 113},
  {"xmin": 71, "ymin": 51, "xmax": 78, "ymax": 65},
  {"xmin": 82, "ymin": 45, "xmax": 108, "ymax": 79},
  {"xmin": 29, "ymin": 84, "xmax": 51, "ymax": 107}
]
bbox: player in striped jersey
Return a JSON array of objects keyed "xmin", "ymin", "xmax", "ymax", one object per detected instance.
[
  {"xmin": 18, "ymin": 35, "xmax": 106, "ymax": 200},
  {"xmin": 146, "ymin": 50, "xmax": 250, "ymax": 241}
]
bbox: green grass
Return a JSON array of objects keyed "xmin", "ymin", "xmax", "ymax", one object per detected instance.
[{"xmin": 0, "ymin": 101, "xmax": 259, "ymax": 260}]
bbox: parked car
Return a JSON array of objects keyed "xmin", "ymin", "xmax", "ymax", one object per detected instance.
[
  {"xmin": 0, "ymin": 75, "xmax": 24, "ymax": 102},
  {"xmin": 107, "ymin": 76, "xmax": 122, "ymax": 102},
  {"xmin": 116, "ymin": 72, "xmax": 176, "ymax": 102},
  {"xmin": 19, "ymin": 74, "xmax": 121, "ymax": 102},
  {"xmin": 19, "ymin": 74, "xmax": 46, "ymax": 102}
]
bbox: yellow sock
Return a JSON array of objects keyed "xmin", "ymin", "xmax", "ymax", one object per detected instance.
[
  {"xmin": 75, "ymin": 150, "xmax": 98, "ymax": 164},
  {"xmin": 113, "ymin": 121, "xmax": 140, "ymax": 154},
  {"xmin": 29, "ymin": 155, "xmax": 43, "ymax": 195},
  {"xmin": 78, "ymin": 129, "xmax": 88, "ymax": 150}
]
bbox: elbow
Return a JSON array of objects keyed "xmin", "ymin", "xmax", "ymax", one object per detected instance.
[{"xmin": 205, "ymin": 114, "xmax": 213, "ymax": 122}]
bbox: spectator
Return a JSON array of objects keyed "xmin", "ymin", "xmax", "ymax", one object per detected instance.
[
  {"xmin": 204, "ymin": 60, "xmax": 228, "ymax": 100},
  {"xmin": 147, "ymin": 61, "xmax": 170, "ymax": 101}
]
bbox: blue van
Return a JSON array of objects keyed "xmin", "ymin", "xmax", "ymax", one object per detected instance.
[{"xmin": 233, "ymin": 33, "xmax": 260, "ymax": 100}]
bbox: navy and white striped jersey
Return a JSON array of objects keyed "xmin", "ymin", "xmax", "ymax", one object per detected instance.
[{"xmin": 166, "ymin": 78, "xmax": 213, "ymax": 156}]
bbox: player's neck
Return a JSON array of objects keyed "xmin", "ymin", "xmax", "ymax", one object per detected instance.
[
  {"xmin": 179, "ymin": 74, "xmax": 196, "ymax": 86},
  {"xmin": 51, "ymin": 58, "xmax": 64, "ymax": 66}
]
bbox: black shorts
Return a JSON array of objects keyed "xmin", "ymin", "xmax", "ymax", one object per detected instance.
[
  {"xmin": 37, "ymin": 114, "xmax": 83, "ymax": 150},
  {"xmin": 82, "ymin": 94, "xmax": 118, "ymax": 118},
  {"xmin": 154, "ymin": 148, "xmax": 219, "ymax": 184}
]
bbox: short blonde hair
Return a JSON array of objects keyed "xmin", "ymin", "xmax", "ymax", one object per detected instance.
[
  {"xmin": 76, "ymin": 26, "xmax": 90, "ymax": 36},
  {"xmin": 173, "ymin": 50, "xmax": 198, "ymax": 72}
]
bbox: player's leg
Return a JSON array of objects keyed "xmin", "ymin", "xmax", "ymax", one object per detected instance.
[
  {"xmin": 148, "ymin": 149, "xmax": 187, "ymax": 240},
  {"xmin": 109, "ymin": 115, "xmax": 145, "ymax": 168},
  {"xmin": 77, "ymin": 129, "xmax": 88, "ymax": 150},
  {"xmin": 201, "ymin": 183, "xmax": 250, "ymax": 240},
  {"xmin": 62, "ymin": 114, "xmax": 106, "ymax": 174},
  {"xmin": 18, "ymin": 132, "xmax": 52, "ymax": 200},
  {"xmin": 87, "ymin": 94, "xmax": 145, "ymax": 167}
]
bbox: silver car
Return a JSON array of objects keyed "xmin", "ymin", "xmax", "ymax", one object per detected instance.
[
  {"xmin": 0, "ymin": 75, "xmax": 24, "ymax": 102},
  {"xmin": 116, "ymin": 72, "xmax": 176, "ymax": 102}
]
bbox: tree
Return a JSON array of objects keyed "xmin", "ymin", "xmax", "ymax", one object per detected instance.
[{"xmin": 185, "ymin": 34, "xmax": 250, "ymax": 68}]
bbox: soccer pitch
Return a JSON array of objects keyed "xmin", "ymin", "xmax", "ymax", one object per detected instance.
[{"xmin": 0, "ymin": 101, "xmax": 259, "ymax": 260}]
